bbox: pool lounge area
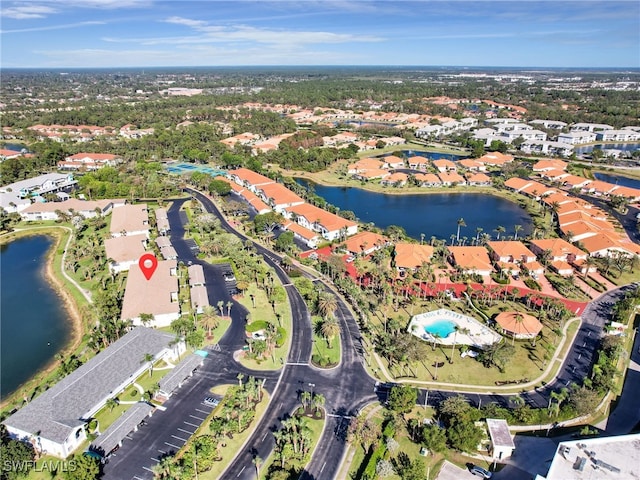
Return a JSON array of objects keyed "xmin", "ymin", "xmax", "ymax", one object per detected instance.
[{"xmin": 407, "ymin": 308, "xmax": 501, "ymax": 349}]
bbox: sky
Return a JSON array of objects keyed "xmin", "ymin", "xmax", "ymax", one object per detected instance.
[{"xmin": 1, "ymin": 0, "xmax": 639, "ymax": 69}]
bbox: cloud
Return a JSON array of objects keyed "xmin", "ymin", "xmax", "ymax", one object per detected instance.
[
  {"xmin": 157, "ymin": 16, "xmax": 383, "ymax": 46},
  {"xmin": 1, "ymin": 4, "xmax": 57, "ymax": 19},
  {"xmin": 1, "ymin": 20, "xmax": 106, "ymax": 34}
]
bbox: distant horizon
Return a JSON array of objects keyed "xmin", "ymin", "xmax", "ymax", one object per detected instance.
[
  {"xmin": 1, "ymin": 1, "xmax": 638, "ymax": 69},
  {"xmin": 3, "ymin": 65, "xmax": 640, "ymax": 72}
]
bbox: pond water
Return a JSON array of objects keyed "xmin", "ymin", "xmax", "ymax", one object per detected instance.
[
  {"xmin": 0, "ymin": 236, "xmax": 71, "ymax": 399},
  {"xmin": 594, "ymin": 172, "xmax": 640, "ymax": 190},
  {"xmin": 296, "ymin": 179, "xmax": 533, "ymax": 242}
]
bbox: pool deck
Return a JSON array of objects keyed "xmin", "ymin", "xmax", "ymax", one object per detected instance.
[{"xmin": 408, "ymin": 308, "xmax": 501, "ymax": 348}]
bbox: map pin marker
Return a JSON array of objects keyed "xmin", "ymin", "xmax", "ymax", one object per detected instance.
[{"xmin": 139, "ymin": 253, "xmax": 158, "ymax": 281}]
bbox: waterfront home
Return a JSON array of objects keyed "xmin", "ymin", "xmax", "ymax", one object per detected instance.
[
  {"xmin": 104, "ymin": 234, "xmax": 147, "ymax": 273},
  {"xmin": 280, "ymin": 220, "xmax": 321, "ymax": 249},
  {"xmin": 570, "ymin": 122, "xmax": 613, "ymax": 132},
  {"xmin": 477, "ymin": 152, "xmax": 514, "ymax": 166},
  {"xmin": 529, "ymin": 238, "xmax": 587, "ymax": 264},
  {"xmin": 432, "ymin": 159, "xmax": 457, "ymax": 172},
  {"xmin": 381, "ymin": 172, "xmax": 408, "ymax": 187},
  {"xmin": 19, "ymin": 198, "xmax": 117, "ymax": 221},
  {"xmin": 557, "ymin": 131, "xmax": 597, "ymax": 145},
  {"xmin": 227, "ymin": 168, "xmax": 274, "ymax": 193},
  {"xmin": 407, "ymin": 156, "xmax": 429, "ymax": 170},
  {"xmin": 465, "ymin": 172, "xmax": 492, "ymax": 186},
  {"xmin": 109, "ymin": 204, "xmax": 149, "ymax": 238},
  {"xmin": 540, "ymin": 169, "xmax": 571, "ymax": 182},
  {"xmin": 347, "ymin": 158, "xmax": 386, "ymax": 175},
  {"xmin": 520, "ymin": 140, "xmax": 574, "ymax": 157},
  {"xmin": 414, "ymin": 173, "xmax": 442, "ymax": 187},
  {"xmin": 458, "ymin": 159, "xmax": 486, "ymax": 172},
  {"xmin": 583, "ymin": 180, "xmax": 619, "ymax": 196},
  {"xmin": 383, "ymin": 155, "xmax": 405, "ymax": 169},
  {"xmin": 580, "ymin": 232, "xmax": 640, "ymax": 258},
  {"xmin": 560, "ymin": 175, "xmax": 592, "ymax": 189},
  {"xmin": 285, "ymin": 203, "xmax": 358, "ymax": 241},
  {"xmin": 254, "ymin": 182, "xmax": 305, "ymax": 214},
  {"xmin": 533, "ymin": 158, "xmax": 568, "ymax": 172},
  {"xmin": 447, "ymin": 246, "xmax": 493, "ymax": 276},
  {"xmin": 610, "ymin": 186, "xmax": 640, "ymax": 202},
  {"xmin": 353, "ymin": 168, "xmax": 390, "ymax": 181},
  {"xmin": 2, "ymin": 327, "xmax": 185, "ymax": 458},
  {"xmin": 343, "ymin": 231, "xmax": 388, "ymax": 256},
  {"xmin": 393, "ymin": 242, "xmax": 434, "ymax": 273},
  {"xmin": 58, "ymin": 153, "xmax": 122, "ymax": 171},
  {"xmin": 487, "ymin": 241, "xmax": 537, "ymax": 274},
  {"xmin": 438, "ymin": 171, "xmax": 466, "ymax": 186},
  {"xmin": 596, "ymin": 129, "xmax": 640, "ymax": 142},
  {"xmin": 120, "ymin": 260, "xmax": 180, "ymax": 327}
]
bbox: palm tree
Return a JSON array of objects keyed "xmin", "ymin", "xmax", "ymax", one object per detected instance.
[
  {"xmin": 317, "ymin": 292, "xmax": 338, "ymax": 319},
  {"xmin": 449, "ymin": 326, "xmax": 460, "ymax": 363},
  {"xmin": 312, "ymin": 393, "xmax": 326, "ymax": 414},
  {"xmin": 226, "ymin": 301, "xmax": 233, "ymax": 317},
  {"xmin": 237, "ymin": 372, "xmax": 244, "ymax": 386},
  {"xmin": 495, "ymin": 225, "xmax": 506, "ymax": 240},
  {"xmin": 201, "ymin": 306, "xmax": 219, "ymax": 339},
  {"xmin": 216, "ymin": 300, "xmax": 224, "ymax": 316},
  {"xmin": 514, "ymin": 224, "xmax": 522, "ymax": 240},
  {"xmin": 142, "ymin": 353, "xmax": 155, "ymax": 377},
  {"xmin": 300, "ymin": 390, "xmax": 312, "ymax": 410},
  {"xmin": 320, "ymin": 317, "xmax": 340, "ymax": 348},
  {"xmin": 106, "ymin": 397, "xmax": 118, "ymax": 412},
  {"xmin": 456, "ymin": 217, "xmax": 466, "ymax": 242}
]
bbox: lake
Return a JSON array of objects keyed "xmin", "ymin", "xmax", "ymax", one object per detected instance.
[
  {"xmin": 594, "ymin": 172, "xmax": 640, "ymax": 190},
  {"xmin": 296, "ymin": 179, "xmax": 533, "ymax": 241},
  {"xmin": 574, "ymin": 143, "xmax": 640, "ymax": 154},
  {"xmin": 0, "ymin": 236, "xmax": 71, "ymax": 400}
]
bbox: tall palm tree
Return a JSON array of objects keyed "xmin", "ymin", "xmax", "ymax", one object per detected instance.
[
  {"xmin": 449, "ymin": 326, "xmax": 460, "ymax": 364},
  {"xmin": 312, "ymin": 393, "xmax": 326, "ymax": 414},
  {"xmin": 317, "ymin": 292, "xmax": 338, "ymax": 319},
  {"xmin": 142, "ymin": 353, "xmax": 155, "ymax": 377},
  {"xmin": 514, "ymin": 224, "xmax": 522, "ymax": 240},
  {"xmin": 320, "ymin": 317, "xmax": 340, "ymax": 348},
  {"xmin": 200, "ymin": 305, "xmax": 219, "ymax": 338},
  {"xmin": 252, "ymin": 456, "xmax": 263, "ymax": 478},
  {"xmin": 495, "ymin": 225, "xmax": 506, "ymax": 240},
  {"xmin": 456, "ymin": 217, "xmax": 466, "ymax": 242},
  {"xmin": 216, "ymin": 300, "xmax": 224, "ymax": 316}
]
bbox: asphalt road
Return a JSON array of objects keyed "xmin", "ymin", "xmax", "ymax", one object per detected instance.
[{"xmin": 104, "ymin": 190, "xmax": 639, "ymax": 480}]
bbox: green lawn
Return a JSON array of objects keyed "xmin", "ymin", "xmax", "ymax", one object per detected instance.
[
  {"xmin": 235, "ymin": 283, "xmax": 292, "ymax": 370},
  {"xmin": 311, "ymin": 316, "xmax": 341, "ymax": 367}
]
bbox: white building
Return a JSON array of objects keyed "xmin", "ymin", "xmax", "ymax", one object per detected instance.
[
  {"xmin": 486, "ymin": 419, "xmax": 515, "ymax": 461},
  {"xmin": 1, "ymin": 173, "xmax": 78, "ymax": 213},
  {"xmin": 537, "ymin": 433, "xmax": 640, "ymax": 480},
  {"xmin": 557, "ymin": 131, "xmax": 597, "ymax": 145},
  {"xmin": 3, "ymin": 328, "xmax": 185, "ymax": 458}
]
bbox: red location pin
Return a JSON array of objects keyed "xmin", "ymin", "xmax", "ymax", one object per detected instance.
[{"xmin": 139, "ymin": 253, "xmax": 158, "ymax": 281}]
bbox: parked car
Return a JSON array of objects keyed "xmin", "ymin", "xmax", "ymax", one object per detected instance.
[
  {"xmin": 204, "ymin": 397, "xmax": 220, "ymax": 407},
  {"xmin": 469, "ymin": 465, "xmax": 492, "ymax": 478}
]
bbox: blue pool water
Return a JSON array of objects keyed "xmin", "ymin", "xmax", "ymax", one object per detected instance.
[
  {"xmin": 165, "ymin": 163, "xmax": 226, "ymax": 176},
  {"xmin": 424, "ymin": 320, "xmax": 456, "ymax": 338}
]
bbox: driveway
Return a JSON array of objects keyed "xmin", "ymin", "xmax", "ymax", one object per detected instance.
[{"xmin": 437, "ymin": 460, "xmax": 476, "ymax": 480}]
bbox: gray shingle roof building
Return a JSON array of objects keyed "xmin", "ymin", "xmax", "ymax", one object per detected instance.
[
  {"xmin": 158, "ymin": 354, "xmax": 204, "ymax": 397},
  {"xmin": 90, "ymin": 402, "xmax": 154, "ymax": 457},
  {"xmin": 3, "ymin": 327, "xmax": 182, "ymax": 458}
]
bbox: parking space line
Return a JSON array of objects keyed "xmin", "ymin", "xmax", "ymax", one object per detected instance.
[
  {"xmin": 195, "ymin": 408, "xmax": 210, "ymax": 414},
  {"xmin": 133, "ymin": 476, "xmax": 145, "ymax": 480},
  {"xmin": 178, "ymin": 428, "xmax": 195, "ymax": 435},
  {"xmin": 143, "ymin": 467, "xmax": 155, "ymax": 473},
  {"xmin": 184, "ymin": 421, "xmax": 199, "ymax": 428},
  {"xmin": 150, "ymin": 457, "xmax": 160, "ymax": 463},
  {"xmin": 165, "ymin": 442, "xmax": 181, "ymax": 449},
  {"xmin": 172, "ymin": 434, "xmax": 188, "ymax": 442},
  {"xmin": 189, "ymin": 414, "xmax": 205, "ymax": 421},
  {"xmin": 158, "ymin": 450, "xmax": 167, "ymax": 455}
]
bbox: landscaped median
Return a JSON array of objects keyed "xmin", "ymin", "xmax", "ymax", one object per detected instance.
[{"xmin": 154, "ymin": 378, "xmax": 269, "ymax": 479}]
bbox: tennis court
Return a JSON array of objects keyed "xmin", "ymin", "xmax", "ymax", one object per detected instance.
[{"xmin": 165, "ymin": 162, "xmax": 226, "ymax": 176}]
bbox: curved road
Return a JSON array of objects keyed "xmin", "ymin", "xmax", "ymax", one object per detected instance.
[{"xmin": 105, "ymin": 189, "xmax": 638, "ymax": 480}]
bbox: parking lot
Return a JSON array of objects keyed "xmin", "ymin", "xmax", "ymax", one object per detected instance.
[{"xmin": 102, "ymin": 368, "xmax": 221, "ymax": 480}]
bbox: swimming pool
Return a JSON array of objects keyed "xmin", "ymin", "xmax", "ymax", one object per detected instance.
[{"xmin": 424, "ymin": 320, "xmax": 456, "ymax": 339}]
